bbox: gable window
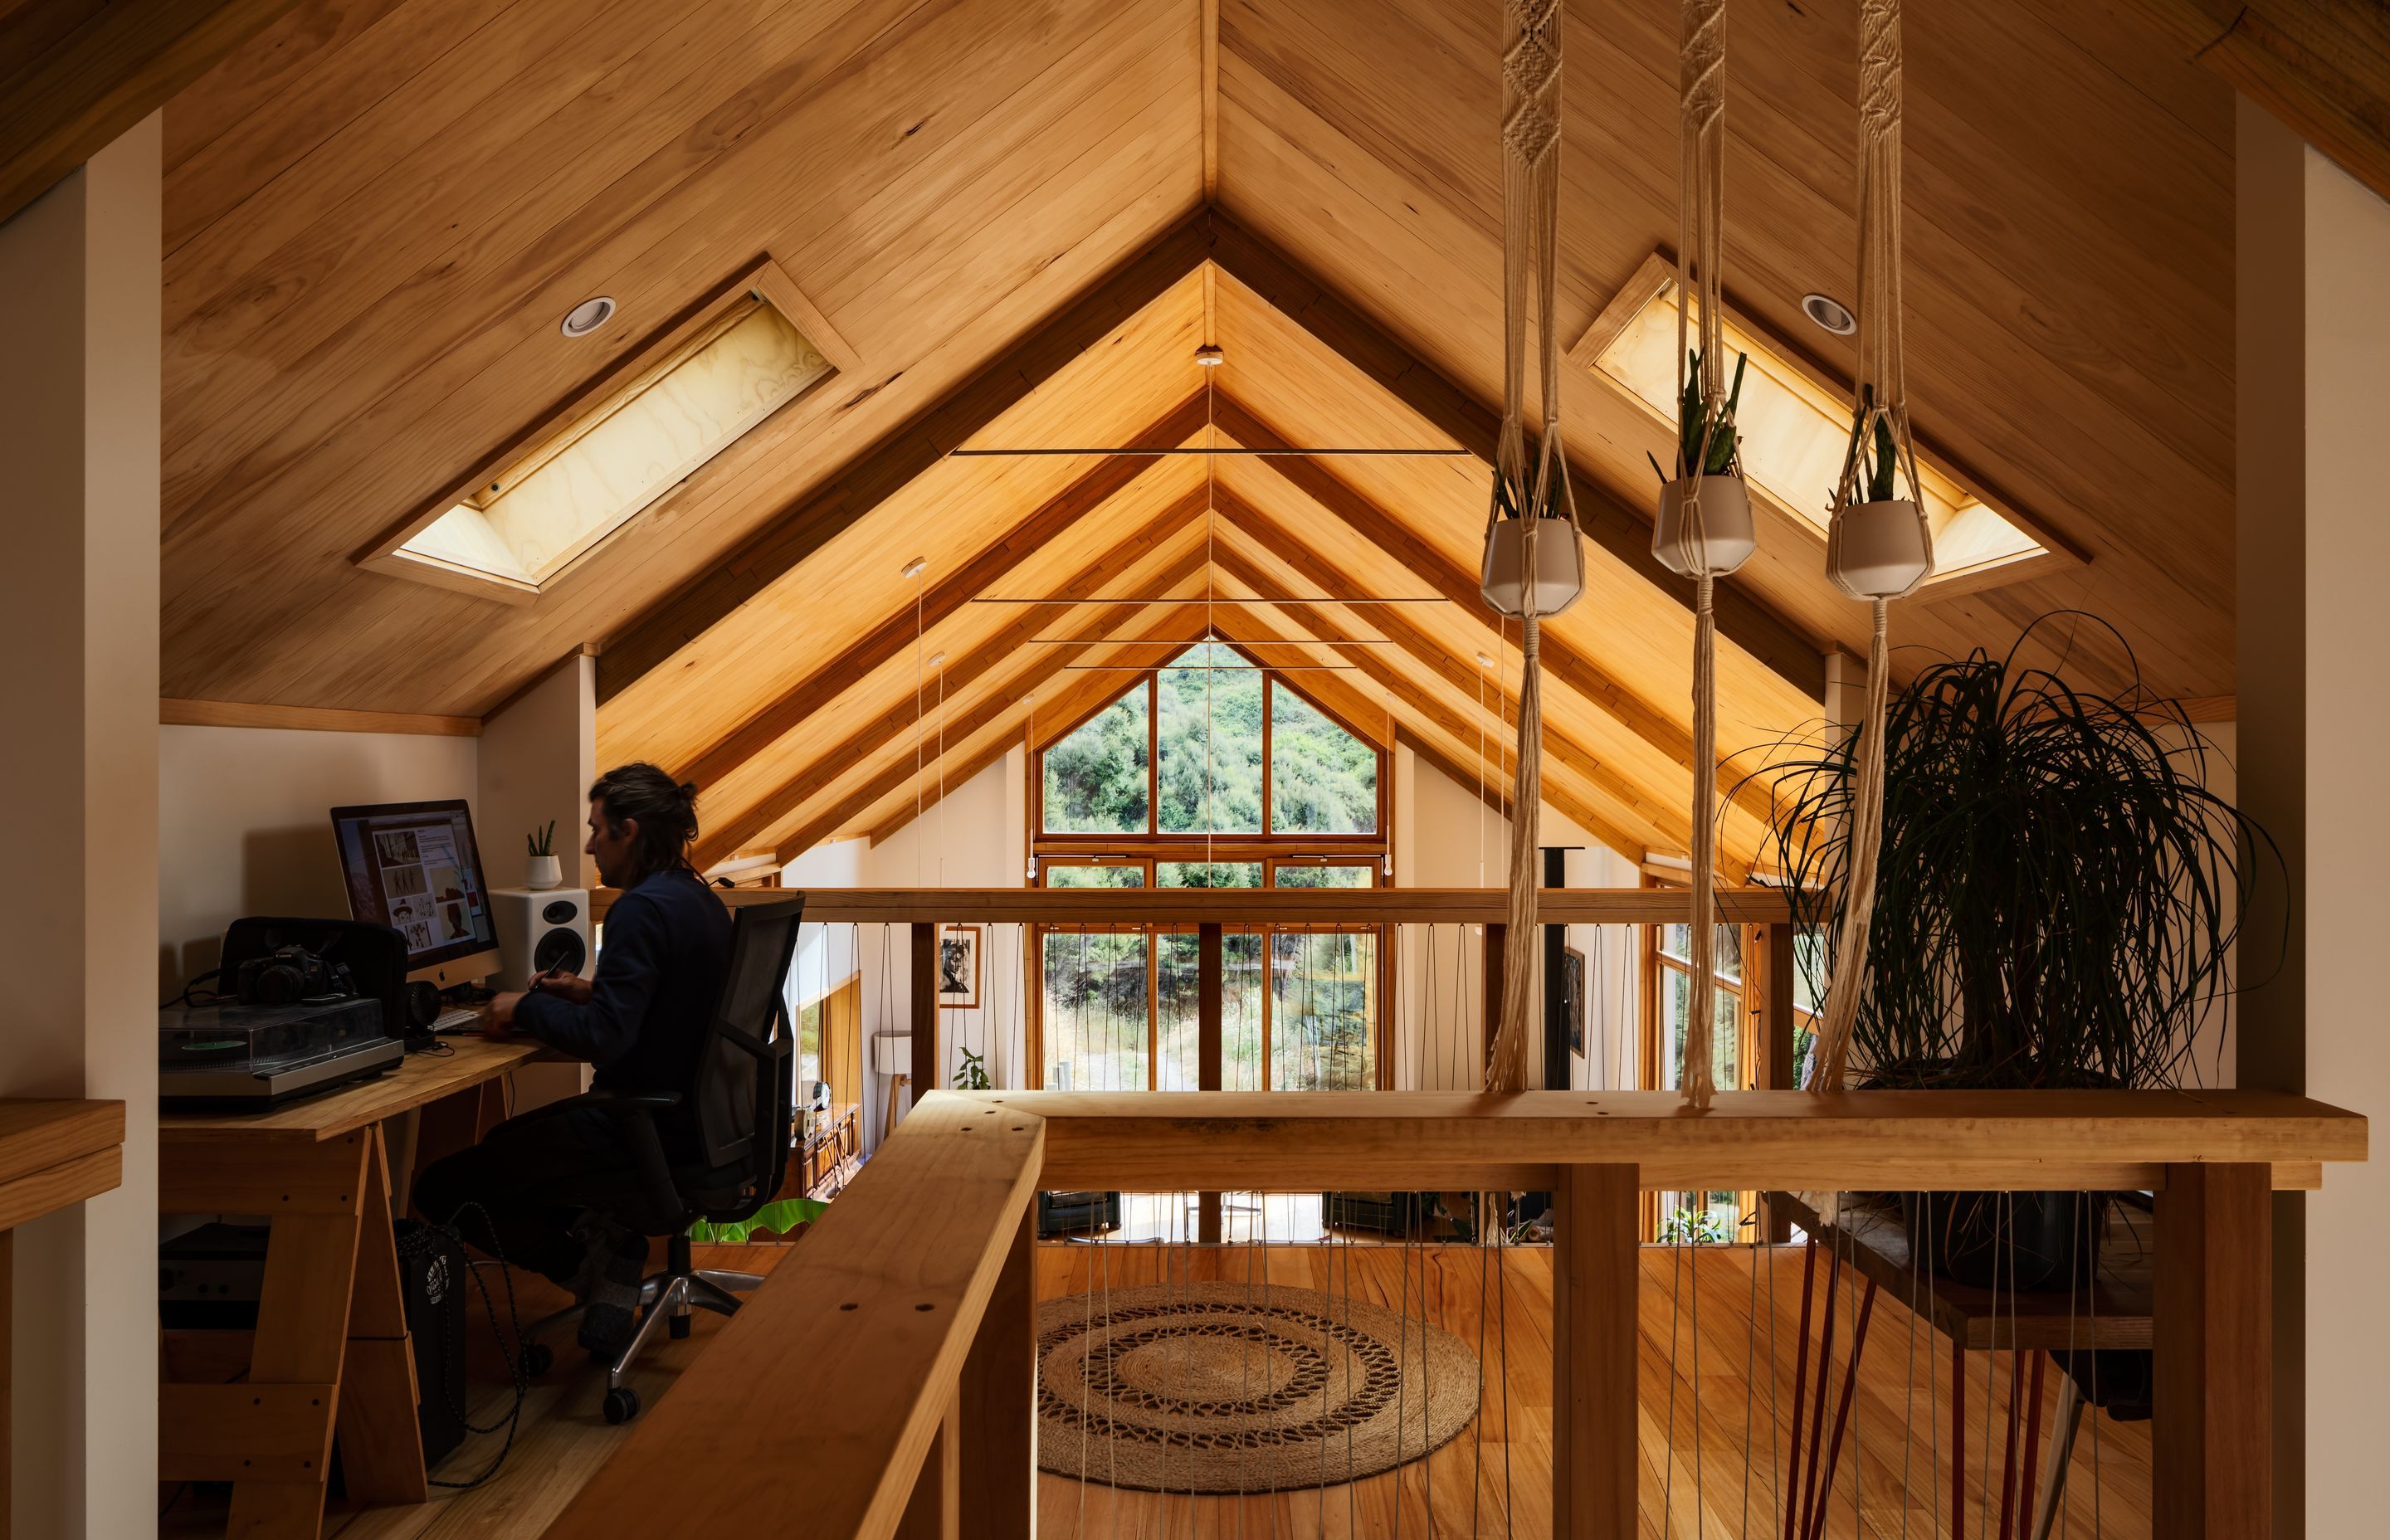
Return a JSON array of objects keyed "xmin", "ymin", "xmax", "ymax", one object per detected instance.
[
  {"xmin": 1027, "ymin": 641, "xmax": 1388, "ymax": 1091},
  {"xmin": 357, "ymin": 256, "xmax": 855, "ymax": 605}
]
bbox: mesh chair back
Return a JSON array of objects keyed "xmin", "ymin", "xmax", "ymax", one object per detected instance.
[{"xmin": 689, "ymin": 894, "xmax": 803, "ymax": 1213}]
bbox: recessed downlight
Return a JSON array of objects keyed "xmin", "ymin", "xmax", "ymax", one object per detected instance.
[
  {"xmin": 1801, "ymin": 293, "xmax": 1856, "ymax": 336},
  {"xmin": 560, "ymin": 296, "xmax": 617, "ymax": 338}
]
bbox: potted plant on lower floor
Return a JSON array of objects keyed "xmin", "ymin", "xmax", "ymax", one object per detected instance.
[{"xmin": 1768, "ymin": 615, "xmax": 2280, "ymax": 1289}]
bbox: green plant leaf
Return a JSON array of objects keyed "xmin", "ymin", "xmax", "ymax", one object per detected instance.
[{"xmin": 688, "ymin": 1196, "xmax": 827, "ymax": 1245}]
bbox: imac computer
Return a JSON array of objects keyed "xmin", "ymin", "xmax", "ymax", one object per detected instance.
[{"xmin": 330, "ymin": 799, "xmax": 502, "ymax": 987}]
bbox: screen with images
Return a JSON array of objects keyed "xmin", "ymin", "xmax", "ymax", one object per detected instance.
[{"xmin": 332, "ymin": 800, "xmax": 496, "ymax": 966}]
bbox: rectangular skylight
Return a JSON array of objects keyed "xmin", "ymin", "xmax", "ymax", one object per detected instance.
[
  {"xmin": 1573, "ymin": 255, "xmax": 2072, "ymax": 593},
  {"xmin": 359, "ymin": 257, "xmax": 850, "ymax": 604}
]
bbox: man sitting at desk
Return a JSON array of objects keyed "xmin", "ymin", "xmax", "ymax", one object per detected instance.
[{"xmin": 415, "ymin": 763, "xmax": 732, "ymax": 1354}]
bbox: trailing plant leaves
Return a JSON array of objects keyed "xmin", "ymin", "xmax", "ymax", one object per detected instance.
[
  {"xmin": 1764, "ymin": 614, "xmax": 2281, "ymax": 1091},
  {"xmin": 688, "ymin": 1196, "xmax": 827, "ymax": 1245}
]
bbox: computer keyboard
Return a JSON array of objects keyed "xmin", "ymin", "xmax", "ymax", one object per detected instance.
[{"xmin": 431, "ymin": 1007, "xmax": 485, "ymax": 1035}]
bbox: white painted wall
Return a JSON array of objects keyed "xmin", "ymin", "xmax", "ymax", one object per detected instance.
[
  {"xmin": 479, "ymin": 654, "xmax": 596, "ymax": 893},
  {"xmin": 159, "ymin": 724, "xmax": 480, "ymax": 992},
  {"xmin": 0, "ymin": 116, "xmax": 162, "ymax": 1538}
]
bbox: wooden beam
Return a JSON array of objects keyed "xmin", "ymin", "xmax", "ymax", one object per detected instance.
[
  {"xmin": 2132, "ymin": 0, "xmax": 2390, "ymax": 206},
  {"xmin": 957, "ymin": 1204, "xmax": 1033, "ymax": 1540},
  {"xmin": 911, "ymin": 923, "xmax": 938, "ymax": 1105},
  {"xmin": 1202, "ymin": 212, "xmax": 1826, "ymax": 700},
  {"xmin": 669, "ymin": 885, "xmax": 1802, "ymax": 926},
  {"xmin": 685, "ymin": 488, "xmax": 1213, "ymax": 867},
  {"xmin": 1553, "ymin": 1164, "xmax": 1637, "ymax": 1540},
  {"xmin": 2153, "ymin": 1161, "xmax": 2272, "ymax": 1538},
  {"xmin": 160, "ymin": 697, "xmax": 482, "ymax": 736},
  {"xmin": 781, "ymin": 601, "xmax": 1212, "ymax": 861},
  {"xmin": 1212, "ymin": 393, "xmax": 1786, "ymax": 834},
  {"xmin": 675, "ymin": 393, "xmax": 1209, "ymax": 795},
  {"xmin": 0, "ymin": 0, "xmax": 304, "ymax": 227},
  {"xmin": 597, "ymin": 212, "xmax": 1213, "ymax": 702}
]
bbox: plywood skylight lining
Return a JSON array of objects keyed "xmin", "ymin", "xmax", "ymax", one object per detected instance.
[
  {"xmin": 1571, "ymin": 252, "xmax": 2085, "ymax": 596},
  {"xmin": 356, "ymin": 256, "xmax": 856, "ymax": 606}
]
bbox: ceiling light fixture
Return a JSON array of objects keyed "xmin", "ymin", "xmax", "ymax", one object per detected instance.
[
  {"xmin": 901, "ymin": 557, "xmax": 926, "ymax": 579},
  {"xmin": 1801, "ymin": 293, "xmax": 1856, "ymax": 336},
  {"xmin": 1194, "ymin": 344, "xmax": 1225, "ymax": 368},
  {"xmin": 559, "ymin": 296, "xmax": 617, "ymax": 338}
]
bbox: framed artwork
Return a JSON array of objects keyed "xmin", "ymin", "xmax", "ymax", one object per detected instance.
[
  {"xmin": 1562, "ymin": 945, "xmax": 1587, "ymax": 1058},
  {"xmin": 938, "ymin": 924, "xmax": 983, "ymax": 1011}
]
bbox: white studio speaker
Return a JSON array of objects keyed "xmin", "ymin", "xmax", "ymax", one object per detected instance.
[{"xmin": 489, "ymin": 887, "xmax": 592, "ymax": 991}]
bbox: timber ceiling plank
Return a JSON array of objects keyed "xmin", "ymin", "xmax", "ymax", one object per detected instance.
[
  {"xmin": 594, "ymin": 212, "xmax": 1212, "ymax": 703},
  {"xmin": 670, "ymin": 391, "xmax": 1210, "ymax": 795},
  {"xmin": 1200, "ymin": 208, "xmax": 1827, "ymax": 702}
]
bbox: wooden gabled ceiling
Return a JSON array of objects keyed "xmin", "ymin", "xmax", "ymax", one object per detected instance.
[{"xmin": 163, "ymin": 0, "xmax": 2247, "ymax": 864}]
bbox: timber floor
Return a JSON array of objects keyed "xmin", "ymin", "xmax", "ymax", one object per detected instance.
[
  {"xmin": 159, "ymin": 1240, "xmax": 2151, "ymax": 1538},
  {"xmin": 159, "ymin": 1244, "xmax": 792, "ymax": 1540},
  {"xmin": 1033, "ymin": 1244, "xmax": 2153, "ymax": 1539}
]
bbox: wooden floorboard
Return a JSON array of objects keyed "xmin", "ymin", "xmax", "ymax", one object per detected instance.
[{"xmin": 159, "ymin": 1239, "xmax": 2152, "ymax": 1538}]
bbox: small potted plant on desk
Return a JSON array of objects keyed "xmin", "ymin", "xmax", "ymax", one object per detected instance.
[
  {"xmin": 1768, "ymin": 616, "xmax": 2278, "ymax": 1289},
  {"xmin": 524, "ymin": 821, "xmax": 561, "ymax": 890}
]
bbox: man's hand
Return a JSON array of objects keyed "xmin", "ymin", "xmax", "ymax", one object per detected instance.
[
  {"xmin": 485, "ymin": 992, "xmax": 524, "ymax": 1036},
  {"xmin": 531, "ymin": 969, "xmax": 593, "ymax": 1006}
]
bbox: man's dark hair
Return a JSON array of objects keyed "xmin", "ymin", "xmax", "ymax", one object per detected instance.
[{"xmin": 589, "ymin": 763, "xmax": 700, "ymax": 887}]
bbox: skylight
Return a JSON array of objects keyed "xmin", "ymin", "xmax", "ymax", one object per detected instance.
[
  {"xmin": 359, "ymin": 260, "xmax": 847, "ymax": 603},
  {"xmin": 1573, "ymin": 255, "xmax": 2070, "ymax": 592}
]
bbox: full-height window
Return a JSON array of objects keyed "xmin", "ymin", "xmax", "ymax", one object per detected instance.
[{"xmin": 1030, "ymin": 644, "xmax": 1388, "ymax": 1091}]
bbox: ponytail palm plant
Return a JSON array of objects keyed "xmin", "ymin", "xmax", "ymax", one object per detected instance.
[{"xmin": 1768, "ymin": 615, "xmax": 2277, "ymax": 1094}]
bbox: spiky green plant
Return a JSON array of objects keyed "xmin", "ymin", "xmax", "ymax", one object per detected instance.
[
  {"xmin": 1653, "ymin": 347, "xmax": 1749, "ymax": 485},
  {"xmin": 526, "ymin": 820, "xmax": 556, "ymax": 859},
  {"xmin": 1765, "ymin": 614, "xmax": 2280, "ymax": 1091}
]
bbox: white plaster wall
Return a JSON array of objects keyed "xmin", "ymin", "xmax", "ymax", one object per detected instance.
[
  {"xmin": 0, "ymin": 116, "xmax": 162, "ymax": 1538},
  {"xmin": 158, "ymin": 724, "xmax": 480, "ymax": 993},
  {"xmin": 2299, "ymin": 145, "xmax": 2390, "ymax": 1533}
]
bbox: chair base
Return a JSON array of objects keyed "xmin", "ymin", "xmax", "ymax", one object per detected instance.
[{"xmin": 524, "ymin": 1233, "xmax": 763, "ymax": 1409}]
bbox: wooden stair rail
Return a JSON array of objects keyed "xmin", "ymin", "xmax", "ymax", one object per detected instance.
[
  {"xmin": 544, "ymin": 1088, "xmax": 2364, "ymax": 1540},
  {"xmin": 601, "ymin": 884, "xmax": 1800, "ymax": 924}
]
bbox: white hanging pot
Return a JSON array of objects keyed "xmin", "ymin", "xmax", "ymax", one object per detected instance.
[
  {"xmin": 1654, "ymin": 475, "xmax": 1756, "ymax": 578},
  {"xmin": 1828, "ymin": 498, "xmax": 1934, "ymax": 599},
  {"xmin": 1480, "ymin": 515, "xmax": 1584, "ymax": 617}
]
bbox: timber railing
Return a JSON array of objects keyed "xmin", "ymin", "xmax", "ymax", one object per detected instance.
[{"xmin": 545, "ymin": 889, "xmax": 2369, "ymax": 1540}]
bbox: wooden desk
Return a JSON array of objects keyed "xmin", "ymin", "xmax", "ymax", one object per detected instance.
[
  {"xmin": 0, "ymin": 1099, "xmax": 125, "ymax": 1540},
  {"xmin": 159, "ymin": 1037, "xmax": 547, "ymax": 1540}
]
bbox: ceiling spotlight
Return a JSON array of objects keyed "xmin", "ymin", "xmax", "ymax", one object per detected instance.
[
  {"xmin": 929, "ymin": 652, "xmax": 945, "ymax": 668},
  {"xmin": 1194, "ymin": 344, "xmax": 1225, "ymax": 368},
  {"xmin": 1475, "ymin": 652, "xmax": 1496, "ymax": 670},
  {"xmin": 1801, "ymin": 293, "xmax": 1856, "ymax": 336},
  {"xmin": 901, "ymin": 558, "xmax": 927, "ymax": 579},
  {"xmin": 560, "ymin": 296, "xmax": 617, "ymax": 338}
]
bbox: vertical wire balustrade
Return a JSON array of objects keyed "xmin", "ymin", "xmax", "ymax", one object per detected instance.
[{"xmin": 567, "ymin": 886, "xmax": 2363, "ymax": 1540}]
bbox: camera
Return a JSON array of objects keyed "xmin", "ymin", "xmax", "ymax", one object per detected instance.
[{"xmin": 234, "ymin": 944, "xmax": 354, "ymax": 1006}]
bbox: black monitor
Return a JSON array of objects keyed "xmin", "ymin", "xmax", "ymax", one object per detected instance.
[{"xmin": 329, "ymin": 799, "xmax": 502, "ymax": 987}]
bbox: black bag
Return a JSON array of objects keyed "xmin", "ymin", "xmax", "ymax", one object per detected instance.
[{"xmin": 393, "ymin": 1220, "xmax": 469, "ymax": 1466}]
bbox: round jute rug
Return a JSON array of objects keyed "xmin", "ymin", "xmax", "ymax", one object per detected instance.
[{"xmin": 1035, "ymin": 1281, "xmax": 1480, "ymax": 1494}]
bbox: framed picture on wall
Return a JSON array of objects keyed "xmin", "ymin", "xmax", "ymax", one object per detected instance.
[
  {"xmin": 938, "ymin": 924, "xmax": 983, "ymax": 1011},
  {"xmin": 1562, "ymin": 945, "xmax": 1587, "ymax": 1058}
]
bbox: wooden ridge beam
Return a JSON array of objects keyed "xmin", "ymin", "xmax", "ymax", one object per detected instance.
[
  {"xmin": 1202, "ymin": 562, "xmax": 1668, "ymax": 865},
  {"xmin": 1202, "ymin": 211, "xmax": 1826, "ymax": 701},
  {"xmin": 0, "ymin": 0, "xmax": 304, "ymax": 227},
  {"xmin": 675, "ymin": 392, "xmax": 1209, "ymax": 796},
  {"xmin": 597, "ymin": 212, "xmax": 1214, "ymax": 702},
  {"xmin": 2130, "ymin": 0, "xmax": 2390, "ymax": 206},
  {"xmin": 1212, "ymin": 392, "xmax": 1787, "ymax": 835},
  {"xmin": 691, "ymin": 504, "xmax": 1212, "ymax": 868},
  {"xmin": 775, "ymin": 599, "xmax": 1211, "ymax": 862}
]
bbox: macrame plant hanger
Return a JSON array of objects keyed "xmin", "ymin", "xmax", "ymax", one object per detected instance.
[
  {"xmin": 1808, "ymin": 0, "xmax": 1935, "ymax": 1091},
  {"xmin": 1478, "ymin": 0, "xmax": 1585, "ymax": 1094},
  {"xmin": 1654, "ymin": 0, "xmax": 1756, "ymax": 1111}
]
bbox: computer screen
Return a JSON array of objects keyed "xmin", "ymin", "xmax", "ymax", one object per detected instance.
[{"xmin": 330, "ymin": 799, "xmax": 498, "ymax": 976}]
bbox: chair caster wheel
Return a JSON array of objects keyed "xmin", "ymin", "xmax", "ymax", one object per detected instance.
[
  {"xmin": 520, "ymin": 1342, "xmax": 554, "ymax": 1377},
  {"xmin": 602, "ymin": 1386, "xmax": 641, "ymax": 1425},
  {"xmin": 668, "ymin": 1313, "xmax": 690, "ymax": 1340}
]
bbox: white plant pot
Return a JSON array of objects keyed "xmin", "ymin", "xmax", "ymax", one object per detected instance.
[
  {"xmin": 1479, "ymin": 516, "xmax": 1584, "ymax": 617},
  {"xmin": 1828, "ymin": 498, "xmax": 1934, "ymax": 599},
  {"xmin": 1653, "ymin": 475, "xmax": 1756, "ymax": 578},
  {"xmin": 524, "ymin": 854, "xmax": 563, "ymax": 891}
]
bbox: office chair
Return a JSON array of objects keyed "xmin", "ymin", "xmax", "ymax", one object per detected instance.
[{"xmin": 511, "ymin": 893, "xmax": 802, "ymax": 1423}]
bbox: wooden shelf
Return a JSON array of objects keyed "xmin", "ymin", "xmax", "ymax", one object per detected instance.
[{"xmin": 0, "ymin": 1099, "xmax": 124, "ymax": 1231}]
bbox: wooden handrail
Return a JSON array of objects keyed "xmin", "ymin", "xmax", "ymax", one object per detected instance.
[
  {"xmin": 544, "ymin": 1088, "xmax": 2365, "ymax": 1540},
  {"xmin": 606, "ymin": 884, "xmax": 1799, "ymax": 924}
]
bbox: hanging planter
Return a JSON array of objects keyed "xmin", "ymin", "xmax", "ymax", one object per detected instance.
[
  {"xmin": 1652, "ymin": 347, "xmax": 1757, "ymax": 579},
  {"xmin": 1826, "ymin": 399, "xmax": 1932, "ymax": 600},
  {"xmin": 1480, "ymin": 513, "xmax": 1584, "ymax": 616}
]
